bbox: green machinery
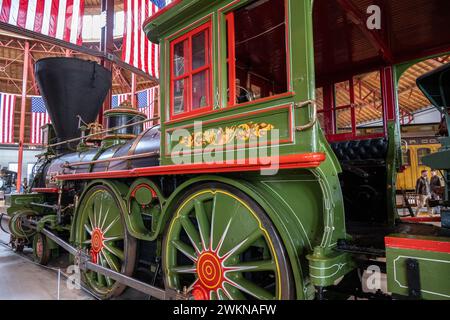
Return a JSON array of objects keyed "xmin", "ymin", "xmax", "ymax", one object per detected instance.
[{"xmin": 2, "ymin": 0, "xmax": 450, "ymax": 300}]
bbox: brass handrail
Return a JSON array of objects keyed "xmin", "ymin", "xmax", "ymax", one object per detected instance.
[
  {"xmin": 46, "ymin": 116, "xmax": 160, "ymax": 148},
  {"xmin": 295, "ymin": 100, "xmax": 317, "ymax": 132}
]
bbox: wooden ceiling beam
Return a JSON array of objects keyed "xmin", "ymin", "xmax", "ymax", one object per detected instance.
[{"xmin": 336, "ymin": 0, "xmax": 394, "ymax": 64}]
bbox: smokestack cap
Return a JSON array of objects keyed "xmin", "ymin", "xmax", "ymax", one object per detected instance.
[{"xmin": 35, "ymin": 57, "xmax": 112, "ymax": 146}]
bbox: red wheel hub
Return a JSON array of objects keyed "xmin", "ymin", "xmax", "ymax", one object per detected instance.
[
  {"xmin": 193, "ymin": 251, "xmax": 225, "ymax": 300},
  {"xmin": 90, "ymin": 228, "xmax": 104, "ymax": 264}
]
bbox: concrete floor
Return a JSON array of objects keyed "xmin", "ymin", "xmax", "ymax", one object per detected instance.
[{"xmin": 0, "ymin": 230, "xmax": 93, "ymax": 300}]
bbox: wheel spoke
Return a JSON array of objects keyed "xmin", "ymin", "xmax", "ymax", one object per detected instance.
[
  {"xmin": 194, "ymin": 199, "xmax": 210, "ymax": 250},
  {"xmin": 180, "ymin": 216, "xmax": 202, "ymax": 253},
  {"xmin": 225, "ymin": 260, "xmax": 276, "ymax": 273},
  {"xmin": 88, "ymin": 213, "xmax": 95, "ymax": 230},
  {"xmin": 101, "ymin": 251, "xmax": 120, "ymax": 272},
  {"xmin": 103, "ymin": 216, "xmax": 120, "ymax": 236},
  {"xmin": 97, "ymin": 271, "xmax": 107, "ymax": 287},
  {"xmin": 210, "ymin": 290, "xmax": 218, "ymax": 300},
  {"xmin": 100, "ymin": 206, "xmax": 111, "ymax": 230},
  {"xmin": 221, "ymin": 228, "xmax": 263, "ymax": 261},
  {"xmin": 98, "ymin": 254, "xmax": 114, "ymax": 287},
  {"xmin": 222, "ymin": 282, "xmax": 247, "ymax": 300},
  {"xmin": 226, "ymin": 278, "xmax": 274, "ymax": 300},
  {"xmin": 171, "ymin": 240, "xmax": 197, "ymax": 262},
  {"xmin": 84, "ymin": 224, "xmax": 92, "ymax": 235},
  {"xmin": 103, "ymin": 243, "xmax": 125, "ymax": 261},
  {"xmin": 217, "ymin": 288, "xmax": 230, "ymax": 300},
  {"xmin": 170, "ymin": 265, "xmax": 196, "ymax": 274},
  {"xmin": 103, "ymin": 235, "xmax": 124, "ymax": 242},
  {"xmin": 214, "ymin": 219, "xmax": 232, "ymax": 255},
  {"xmin": 210, "ymin": 193, "xmax": 238, "ymax": 252}
]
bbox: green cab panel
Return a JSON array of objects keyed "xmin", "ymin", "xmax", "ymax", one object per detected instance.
[{"xmin": 386, "ymin": 234, "xmax": 450, "ymax": 300}]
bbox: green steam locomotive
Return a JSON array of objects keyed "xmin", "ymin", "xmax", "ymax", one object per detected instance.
[{"xmin": 1, "ymin": 0, "xmax": 450, "ymax": 300}]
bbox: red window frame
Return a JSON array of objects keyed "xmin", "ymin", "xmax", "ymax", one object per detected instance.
[{"xmin": 170, "ymin": 21, "xmax": 212, "ymax": 120}]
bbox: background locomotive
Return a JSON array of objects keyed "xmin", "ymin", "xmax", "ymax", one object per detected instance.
[
  {"xmin": 1, "ymin": 0, "xmax": 450, "ymax": 300},
  {"xmin": 0, "ymin": 167, "xmax": 16, "ymax": 196}
]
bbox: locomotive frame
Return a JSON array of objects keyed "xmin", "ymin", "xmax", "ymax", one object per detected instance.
[{"xmin": 2, "ymin": 0, "xmax": 450, "ymax": 300}]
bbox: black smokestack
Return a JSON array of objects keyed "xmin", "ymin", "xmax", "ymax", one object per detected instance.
[{"xmin": 35, "ymin": 57, "xmax": 112, "ymax": 148}]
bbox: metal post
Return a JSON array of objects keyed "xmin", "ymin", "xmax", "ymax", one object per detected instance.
[
  {"xmin": 16, "ymin": 41, "xmax": 30, "ymax": 193},
  {"xmin": 131, "ymin": 73, "xmax": 137, "ymax": 108},
  {"xmin": 99, "ymin": 0, "xmax": 115, "ymax": 126}
]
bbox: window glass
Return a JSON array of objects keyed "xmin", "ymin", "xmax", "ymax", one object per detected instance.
[
  {"xmin": 227, "ymin": 0, "xmax": 287, "ymax": 105},
  {"xmin": 8, "ymin": 163, "xmax": 18, "ymax": 173},
  {"xmin": 402, "ymin": 150, "xmax": 411, "ymax": 166},
  {"xmin": 318, "ymin": 113, "xmax": 325, "ymax": 130},
  {"xmin": 353, "ymin": 71, "xmax": 384, "ymax": 135},
  {"xmin": 316, "ymin": 87, "xmax": 324, "ymax": 112},
  {"xmin": 173, "ymin": 79, "xmax": 186, "ymax": 114},
  {"xmin": 334, "ymin": 81, "xmax": 351, "ymax": 107},
  {"xmin": 174, "ymin": 41, "xmax": 187, "ymax": 77},
  {"xmin": 335, "ymin": 108, "xmax": 352, "ymax": 134},
  {"xmin": 417, "ymin": 148, "xmax": 431, "ymax": 165},
  {"xmin": 192, "ymin": 31, "xmax": 207, "ymax": 70},
  {"xmin": 192, "ymin": 71, "xmax": 209, "ymax": 110}
]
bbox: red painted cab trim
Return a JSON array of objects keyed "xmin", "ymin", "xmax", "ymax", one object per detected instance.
[
  {"xmin": 32, "ymin": 188, "xmax": 59, "ymax": 193},
  {"xmin": 400, "ymin": 216, "xmax": 441, "ymax": 223},
  {"xmin": 385, "ymin": 236, "xmax": 450, "ymax": 254},
  {"xmin": 56, "ymin": 153, "xmax": 326, "ymax": 181}
]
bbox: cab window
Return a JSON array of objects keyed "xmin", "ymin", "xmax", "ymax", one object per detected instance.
[
  {"xmin": 417, "ymin": 148, "xmax": 431, "ymax": 165},
  {"xmin": 226, "ymin": 0, "xmax": 288, "ymax": 106},
  {"xmin": 170, "ymin": 22, "xmax": 212, "ymax": 119}
]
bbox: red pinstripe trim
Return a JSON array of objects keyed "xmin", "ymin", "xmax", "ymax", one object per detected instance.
[
  {"xmin": 32, "ymin": 188, "xmax": 59, "ymax": 193},
  {"xmin": 385, "ymin": 236, "xmax": 450, "ymax": 254},
  {"xmin": 400, "ymin": 216, "xmax": 441, "ymax": 223},
  {"xmin": 56, "ymin": 153, "xmax": 326, "ymax": 181}
]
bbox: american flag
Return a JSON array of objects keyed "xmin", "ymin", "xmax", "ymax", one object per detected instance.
[
  {"xmin": 112, "ymin": 93, "xmax": 130, "ymax": 108},
  {"xmin": 122, "ymin": 0, "xmax": 172, "ymax": 78},
  {"xmin": 31, "ymin": 96, "xmax": 51, "ymax": 145},
  {"xmin": 0, "ymin": 0, "xmax": 85, "ymax": 45},
  {"xmin": 0, "ymin": 93, "xmax": 16, "ymax": 144},
  {"xmin": 137, "ymin": 86, "xmax": 158, "ymax": 129}
]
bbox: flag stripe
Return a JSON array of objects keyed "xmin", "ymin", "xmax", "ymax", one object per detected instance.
[
  {"xmin": 0, "ymin": 0, "xmax": 11, "ymax": 23},
  {"xmin": 17, "ymin": 0, "xmax": 28, "ymax": 28},
  {"xmin": 123, "ymin": 0, "xmax": 166, "ymax": 78},
  {"xmin": 33, "ymin": 0, "xmax": 45, "ymax": 33},
  {"xmin": 0, "ymin": 93, "xmax": 15, "ymax": 144},
  {"xmin": 63, "ymin": 0, "xmax": 73, "ymax": 42},
  {"xmin": 55, "ymin": 0, "xmax": 66, "ymax": 39},
  {"xmin": 0, "ymin": 0, "xmax": 84, "ymax": 45},
  {"xmin": 25, "ymin": 0, "xmax": 38, "ymax": 31},
  {"xmin": 137, "ymin": 87, "xmax": 158, "ymax": 129}
]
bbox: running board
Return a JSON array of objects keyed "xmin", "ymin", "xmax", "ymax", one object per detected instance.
[{"xmin": 38, "ymin": 227, "xmax": 191, "ymax": 300}]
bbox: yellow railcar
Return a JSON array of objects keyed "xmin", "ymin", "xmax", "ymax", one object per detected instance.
[{"xmin": 396, "ymin": 136, "xmax": 441, "ymax": 192}]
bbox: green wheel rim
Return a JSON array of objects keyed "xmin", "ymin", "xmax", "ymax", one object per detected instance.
[
  {"xmin": 163, "ymin": 184, "xmax": 293, "ymax": 300},
  {"xmin": 75, "ymin": 184, "xmax": 135, "ymax": 298}
]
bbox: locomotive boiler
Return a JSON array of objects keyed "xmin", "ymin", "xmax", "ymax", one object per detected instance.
[{"xmin": 2, "ymin": 0, "xmax": 450, "ymax": 301}]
